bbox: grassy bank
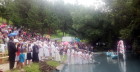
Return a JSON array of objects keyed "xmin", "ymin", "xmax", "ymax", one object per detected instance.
[
  {"xmin": 47, "ymin": 60, "xmax": 60, "ymax": 67},
  {"xmin": 6, "ymin": 55, "xmax": 67, "ymax": 72},
  {"xmin": 46, "ymin": 55, "xmax": 67, "ymax": 67},
  {"xmin": 6, "ymin": 63, "xmax": 40, "ymax": 72},
  {"xmin": 6, "ymin": 61, "xmax": 58, "ymax": 72}
]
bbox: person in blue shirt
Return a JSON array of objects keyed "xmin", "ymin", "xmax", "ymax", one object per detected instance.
[{"xmin": 19, "ymin": 50, "xmax": 25, "ymax": 69}]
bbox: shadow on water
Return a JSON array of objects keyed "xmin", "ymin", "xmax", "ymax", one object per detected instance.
[{"xmin": 61, "ymin": 53, "xmax": 140, "ymax": 72}]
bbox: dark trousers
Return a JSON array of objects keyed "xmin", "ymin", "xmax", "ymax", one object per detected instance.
[
  {"xmin": 9, "ymin": 61, "xmax": 15, "ymax": 70},
  {"xmin": 33, "ymin": 53, "xmax": 39, "ymax": 62},
  {"xmin": 9, "ymin": 54, "xmax": 16, "ymax": 70}
]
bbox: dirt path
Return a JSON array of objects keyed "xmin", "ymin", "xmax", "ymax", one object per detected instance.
[
  {"xmin": 0, "ymin": 62, "xmax": 18, "ymax": 72},
  {"xmin": 0, "ymin": 63, "xmax": 9, "ymax": 72}
]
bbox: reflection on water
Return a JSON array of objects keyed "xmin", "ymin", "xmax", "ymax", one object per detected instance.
[
  {"xmin": 61, "ymin": 53, "xmax": 140, "ymax": 72},
  {"xmin": 119, "ymin": 59, "xmax": 126, "ymax": 72},
  {"xmin": 62, "ymin": 64, "xmax": 95, "ymax": 72}
]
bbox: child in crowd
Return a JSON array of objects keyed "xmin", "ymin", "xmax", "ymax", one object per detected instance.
[
  {"xmin": 26, "ymin": 43, "xmax": 32, "ymax": 65},
  {"xmin": 15, "ymin": 43, "xmax": 21, "ymax": 69},
  {"xmin": 19, "ymin": 50, "xmax": 25, "ymax": 69}
]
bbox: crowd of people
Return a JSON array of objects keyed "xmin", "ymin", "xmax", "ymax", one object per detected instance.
[{"xmin": 0, "ymin": 23, "xmax": 94, "ymax": 70}]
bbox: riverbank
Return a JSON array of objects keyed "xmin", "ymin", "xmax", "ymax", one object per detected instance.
[
  {"xmin": 4, "ymin": 55, "xmax": 67, "ymax": 72},
  {"xmin": 4, "ymin": 60, "xmax": 60, "ymax": 72}
]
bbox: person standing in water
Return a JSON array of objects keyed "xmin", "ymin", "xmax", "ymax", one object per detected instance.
[
  {"xmin": 77, "ymin": 49, "xmax": 82, "ymax": 64},
  {"xmin": 67, "ymin": 48, "xmax": 71, "ymax": 64},
  {"xmin": 71, "ymin": 48, "xmax": 75, "ymax": 64}
]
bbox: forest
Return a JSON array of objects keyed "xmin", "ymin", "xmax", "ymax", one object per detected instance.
[{"xmin": 0, "ymin": 0, "xmax": 140, "ymax": 51}]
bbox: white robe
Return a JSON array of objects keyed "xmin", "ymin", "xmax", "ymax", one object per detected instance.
[
  {"xmin": 67, "ymin": 49, "xmax": 71, "ymax": 64},
  {"xmin": 51, "ymin": 44, "xmax": 56, "ymax": 59},
  {"xmin": 71, "ymin": 49, "xmax": 75, "ymax": 64},
  {"xmin": 55, "ymin": 47, "xmax": 61, "ymax": 61},
  {"xmin": 30, "ymin": 44, "xmax": 34, "ymax": 57},
  {"xmin": 38, "ymin": 47, "xmax": 44, "ymax": 61},
  {"xmin": 74, "ymin": 51, "xmax": 78, "ymax": 64},
  {"xmin": 77, "ymin": 51, "xmax": 82, "ymax": 64},
  {"xmin": 89, "ymin": 54, "xmax": 92, "ymax": 63},
  {"xmin": 82, "ymin": 53, "xmax": 86, "ymax": 64},
  {"xmin": 85, "ymin": 54, "xmax": 89, "ymax": 64},
  {"xmin": 44, "ymin": 44, "xmax": 50, "ymax": 57}
]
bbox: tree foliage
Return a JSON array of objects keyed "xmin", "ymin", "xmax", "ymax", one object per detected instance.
[{"xmin": 0, "ymin": 0, "xmax": 140, "ymax": 50}]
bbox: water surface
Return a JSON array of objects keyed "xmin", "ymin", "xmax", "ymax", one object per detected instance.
[{"xmin": 61, "ymin": 53, "xmax": 140, "ymax": 72}]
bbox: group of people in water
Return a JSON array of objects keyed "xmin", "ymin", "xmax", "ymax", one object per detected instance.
[{"xmin": 67, "ymin": 48, "xmax": 94, "ymax": 64}]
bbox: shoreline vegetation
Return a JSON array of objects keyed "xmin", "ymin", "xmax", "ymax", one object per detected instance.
[{"xmin": 5, "ymin": 60, "xmax": 59, "ymax": 72}]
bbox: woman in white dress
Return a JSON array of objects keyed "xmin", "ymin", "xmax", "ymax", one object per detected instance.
[
  {"xmin": 82, "ymin": 50, "xmax": 86, "ymax": 64},
  {"xmin": 85, "ymin": 51, "xmax": 89, "ymax": 64},
  {"xmin": 51, "ymin": 43, "xmax": 56, "ymax": 60},
  {"xmin": 71, "ymin": 49, "xmax": 75, "ymax": 64},
  {"xmin": 87, "ymin": 52, "xmax": 90, "ymax": 64},
  {"xmin": 43, "ymin": 43, "xmax": 50, "ymax": 58},
  {"xmin": 55, "ymin": 46, "xmax": 61, "ymax": 62},
  {"xmin": 38, "ymin": 42, "xmax": 44, "ymax": 61},
  {"xmin": 77, "ymin": 49, "xmax": 82, "ymax": 64},
  {"xmin": 48, "ymin": 44, "xmax": 51, "ymax": 57},
  {"xmin": 67, "ymin": 48, "xmax": 71, "ymax": 64},
  {"xmin": 74, "ymin": 50, "xmax": 78, "ymax": 64},
  {"xmin": 89, "ymin": 52, "xmax": 93, "ymax": 63}
]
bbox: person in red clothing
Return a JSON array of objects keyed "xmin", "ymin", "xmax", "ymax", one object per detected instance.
[{"xmin": 15, "ymin": 43, "xmax": 21, "ymax": 68}]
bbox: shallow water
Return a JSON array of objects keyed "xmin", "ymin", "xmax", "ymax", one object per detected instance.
[{"xmin": 61, "ymin": 53, "xmax": 140, "ymax": 72}]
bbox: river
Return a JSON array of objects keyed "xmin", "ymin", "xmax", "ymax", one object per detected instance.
[{"xmin": 61, "ymin": 52, "xmax": 140, "ymax": 72}]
